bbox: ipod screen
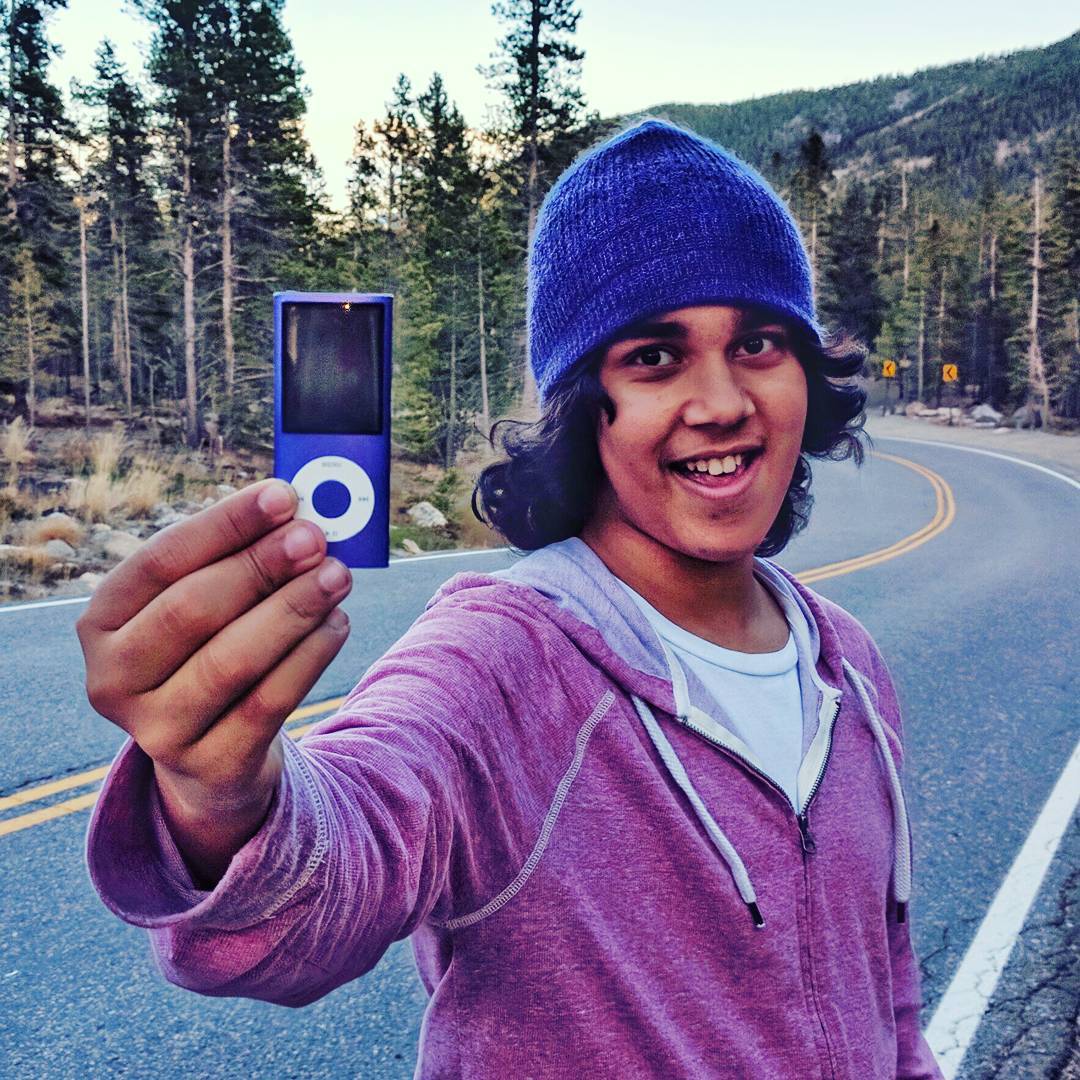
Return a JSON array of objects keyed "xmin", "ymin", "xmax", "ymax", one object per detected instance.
[{"xmin": 282, "ymin": 301, "xmax": 384, "ymax": 434}]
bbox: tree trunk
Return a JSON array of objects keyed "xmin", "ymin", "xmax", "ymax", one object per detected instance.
[
  {"xmin": 182, "ymin": 119, "xmax": 200, "ymax": 449},
  {"xmin": 935, "ymin": 266, "xmax": 947, "ymax": 409},
  {"xmin": 110, "ymin": 209, "xmax": 124, "ymax": 409},
  {"xmin": 901, "ymin": 168, "xmax": 910, "ymax": 293},
  {"xmin": 987, "ymin": 230, "xmax": 997, "ymax": 405},
  {"xmin": 447, "ymin": 274, "xmax": 458, "ymax": 468},
  {"xmin": 5, "ymin": 27, "xmax": 17, "ymax": 223},
  {"xmin": 916, "ymin": 285, "xmax": 926, "ymax": 404},
  {"xmin": 79, "ymin": 196, "xmax": 92, "ymax": 429},
  {"xmin": 876, "ymin": 193, "xmax": 887, "ymax": 274},
  {"xmin": 120, "ymin": 223, "xmax": 133, "ymax": 416},
  {"xmin": 520, "ymin": 0, "xmax": 542, "ymax": 413},
  {"xmin": 23, "ymin": 273, "xmax": 37, "ymax": 428},
  {"xmin": 1026, "ymin": 170, "xmax": 1051, "ymax": 424},
  {"xmin": 222, "ymin": 116, "xmax": 236, "ymax": 414},
  {"xmin": 477, "ymin": 246, "xmax": 490, "ymax": 435}
]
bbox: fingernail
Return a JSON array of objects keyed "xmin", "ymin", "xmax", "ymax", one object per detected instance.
[
  {"xmin": 283, "ymin": 524, "xmax": 319, "ymax": 560},
  {"xmin": 258, "ymin": 481, "xmax": 295, "ymax": 518},
  {"xmin": 318, "ymin": 560, "xmax": 350, "ymax": 593}
]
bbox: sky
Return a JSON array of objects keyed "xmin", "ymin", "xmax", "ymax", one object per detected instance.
[{"xmin": 45, "ymin": 1, "xmax": 1079, "ymax": 210}]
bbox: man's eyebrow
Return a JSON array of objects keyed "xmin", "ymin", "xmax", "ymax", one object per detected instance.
[
  {"xmin": 735, "ymin": 308, "xmax": 789, "ymax": 333},
  {"xmin": 604, "ymin": 320, "xmax": 688, "ymax": 348},
  {"xmin": 604, "ymin": 309, "xmax": 788, "ymax": 349}
]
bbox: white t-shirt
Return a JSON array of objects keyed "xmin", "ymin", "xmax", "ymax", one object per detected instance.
[{"xmin": 617, "ymin": 581, "xmax": 804, "ymax": 806}]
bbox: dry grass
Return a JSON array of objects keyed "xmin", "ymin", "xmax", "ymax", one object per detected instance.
[
  {"xmin": 0, "ymin": 543, "xmax": 56, "ymax": 583},
  {"xmin": 67, "ymin": 473, "xmax": 115, "ymax": 523},
  {"xmin": 115, "ymin": 458, "xmax": 167, "ymax": 516},
  {"xmin": 2, "ymin": 416, "xmax": 35, "ymax": 481},
  {"xmin": 90, "ymin": 426, "xmax": 125, "ymax": 477},
  {"xmin": 55, "ymin": 430, "xmax": 92, "ymax": 474},
  {"xmin": 25, "ymin": 513, "xmax": 85, "ymax": 547}
]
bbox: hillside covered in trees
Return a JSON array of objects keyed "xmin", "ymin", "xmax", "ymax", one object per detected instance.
[{"xmin": 1, "ymin": 1, "xmax": 1079, "ymax": 472}]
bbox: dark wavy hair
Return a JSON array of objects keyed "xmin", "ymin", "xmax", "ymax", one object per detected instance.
[{"xmin": 472, "ymin": 319, "xmax": 869, "ymax": 557}]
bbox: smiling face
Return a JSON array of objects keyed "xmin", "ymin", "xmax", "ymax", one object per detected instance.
[{"xmin": 582, "ymin": 303, "xmax": 809, "ymax": 569}]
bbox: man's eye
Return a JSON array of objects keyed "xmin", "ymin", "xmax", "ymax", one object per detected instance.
[
  {"xmin": 631, "ymin": 346, "xmax": 678, "ymax": 368},
  {"xmin": 736, "ymin": 333, "xmax": 783, "ymax": 358}
]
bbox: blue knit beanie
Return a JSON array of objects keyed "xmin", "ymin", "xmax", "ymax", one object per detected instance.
[{"xmin": 527, "ymin": 117, "xmax": 825, "ymax": 402}]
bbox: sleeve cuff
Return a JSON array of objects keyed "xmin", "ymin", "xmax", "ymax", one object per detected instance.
[{"xmin": 85, "ymin": 735, "xmax": 326, "ymax": 931}]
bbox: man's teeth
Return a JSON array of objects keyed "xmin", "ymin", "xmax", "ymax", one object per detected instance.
[{"xmin": 682, "ymin": 454, "xmax": 744, "ymax": 475}]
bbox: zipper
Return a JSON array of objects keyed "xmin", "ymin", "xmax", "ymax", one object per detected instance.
[
  {"xmin": 678, "ymin": 693, "xmax": 840, "ymax": 845},
  {"xmin": 679, "ymin": 694, "xmax": 841, "ymax": 1079}
]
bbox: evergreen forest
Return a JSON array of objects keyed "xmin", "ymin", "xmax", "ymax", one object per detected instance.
[{"xmin": 2, "ymin": 1, "xmax": 1079, "ymax": 472}]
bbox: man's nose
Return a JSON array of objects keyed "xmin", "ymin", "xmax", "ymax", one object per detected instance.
[{"xmin": 679, "ymin": 355, "xmax": 755, "ymax": 428}]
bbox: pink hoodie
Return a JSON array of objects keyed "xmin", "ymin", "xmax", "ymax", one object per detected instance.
[{"xmin": 86, "ymin": 539, "xmax": 942, "ymax": 1078}]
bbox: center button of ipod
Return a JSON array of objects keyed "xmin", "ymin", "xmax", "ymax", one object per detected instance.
[
  {"xmin": 312, "ymin": 478, "xmax": 351, "ymax": 519},
  {"xmin": 290, "ymin": 455, "xmax": 375, "ymax": 543}
]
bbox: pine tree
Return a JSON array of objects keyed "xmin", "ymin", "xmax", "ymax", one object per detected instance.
[
  {"xmin": 791, "ymin": 129, "xmax": 832, "ymax": 293},
  {"xmin": 1, "ymin": 0, "xmax": 76, "ymax": 408},
  {"xmin": 1042, "ymin": 141, "xmax": 1080, "ymax": 418},
  {"xmin": 819, "ymin": 180, "xmax": 884, "ymax": 347},
  {"xmin": 139, "ymin": 0, "xmax": 220, "ymax": 448},
  {"xmin": 479, "ymin": 0, "xmax": 597, "ymax": 408},
  {"xmin": 410, "ymin": 73, "xmax": 481, "ymax": 466},
  {"xmin": 75, "ymin": 40, "xmax": 166, "ymax": 418}
]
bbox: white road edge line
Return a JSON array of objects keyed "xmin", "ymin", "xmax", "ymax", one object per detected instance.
[
  {"xmin": 876, "ymin": 435, "xmax": 1080, "ymax": 1076},
  {"xmin": 873, "ymin": 434, "xmax": 1080, "ymax": 491},
  {"xmin": 923, "ymin": 738, "xmax": 1080, "ymax": 1078},
  {"xmin": 0, "ymin": 546, "xmax": 511, "ymax": 614}
]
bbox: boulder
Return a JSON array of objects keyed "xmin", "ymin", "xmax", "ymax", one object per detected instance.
[
  {"xmin": 78, "ymin": 572, "xmax": 104, "ymax": 591},
  {"xmin": 971, "ymin": 403, "xmax": 1003, "ymax": 423},
  {"xmin": 407, "ymin": 501, "xmax": 448, "ymax": 529},
  {"xmin": 40, "ymin": 511, "xmax": 81, "ymax": 535},
  {"xmin": 43, "ymin": 538, "xmax": 77, "ymax": 559},
  {"xmin": 1011, "ymin": 403, "xmax": 1043, "ymax": 429},
  {"xmin": 153, "ymin": 506, "xmax": 187, "ymax": 529},
  {"xmin": 401, "ymin": 538, "xmax": 423, "ymax": 555},
  {"xmin": 103, "ymin": 531, "xmax": 143, "ymax": 561},
  {"xmin": 904, "ymin": 401, "xmax": 929, "ymax": 417}
]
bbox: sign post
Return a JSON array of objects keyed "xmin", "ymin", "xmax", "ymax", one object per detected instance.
[
  {"xmin": 942, "ymin": 363, "xmax": 959, "ymax": 426},
  {"xmin": 881, "ymin": 359, "xmax": 897, "ymax": 416}
]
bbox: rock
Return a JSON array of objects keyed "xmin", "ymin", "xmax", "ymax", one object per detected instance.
[
  {"xmin": 216, "ymin": 483, "xmax": 236, "ymax": 497},
  {"xmin": 43, "ymin": 538, "xmax": 77, "ymax": 559},
  {"xmin": 41, "ymin": 511, "xmax": 81, "ymax": 534},
  {"xmin": 971, "ymin": 403, "xmax": 1003, "ymax": 423},
  {"xmin": 407, "ymin": 501, "xmax": 448, "ymax": 529},
  {"xmin": 401, "ymin": 538, "xmax": 423, "ymax": 555},
  {"xmin": 153, "ymin": 507, "xmax": 187, "ymax": 529},
  {"xmin": 904, "ymin": 401, "xmax": 929, "ymax": 417},
  {"xmin": 1011, "ymin": 403, "xmax": 1043, "ymax": 429},
  {"xmin": 201, "ymin": 495, "xmax": 216, "ymax": 509},
  {"xmin": 103, "ymin": 531, "xmax": 143, "ymax": 561},
  {"xmin": 78, "ymin": 572, "xmax": 104, "ymax": 591}
]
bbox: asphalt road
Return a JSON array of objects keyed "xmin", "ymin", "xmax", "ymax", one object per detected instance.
[{"xmin": 1, "ymin": 436, "xmax": 1077, "ymax": 1079}]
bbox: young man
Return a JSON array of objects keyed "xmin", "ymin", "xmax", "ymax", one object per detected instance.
[{"xmin": 82, "ymin": 118, "xmax": 942, "ymax": 1077}]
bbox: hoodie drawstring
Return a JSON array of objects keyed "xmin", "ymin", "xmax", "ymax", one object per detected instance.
[
  {"xmin": 631, "ymin": 695, "xmax": 765, "ymax": 928},
  {"xmin": 632, "ymin": 658, "xmax": 913, "ymax": 929},
  {"xmin": 841, "ymin": 658, "xmax": 913, "ymax": 923}
]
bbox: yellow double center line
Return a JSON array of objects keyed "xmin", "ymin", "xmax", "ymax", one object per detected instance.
[{"xmin": 0, "ymin": 450, "xmax": 955, "ymax": 839}]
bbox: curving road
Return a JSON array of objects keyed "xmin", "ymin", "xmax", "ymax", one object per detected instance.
[{"xmin": 1, "ymin": 436, "xmax": 1076, "ymax": 1079}]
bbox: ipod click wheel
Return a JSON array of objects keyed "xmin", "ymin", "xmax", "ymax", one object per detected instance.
[{"xmin": 289, "ymin": 456, "xmax": 375, "ymax": 543}]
